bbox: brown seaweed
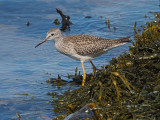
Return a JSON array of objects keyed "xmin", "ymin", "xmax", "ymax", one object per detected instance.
[{"xmin": 51, "ymin": 13, "xmax": 160, "ymax": 120}]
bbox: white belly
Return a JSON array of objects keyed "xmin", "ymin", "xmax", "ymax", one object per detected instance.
[
  {"xmin": 55, "ymin": 41, "xmax": 93, "ymax": 62},
  {"xmin": 69, "ymin": 54, "xmax": 93, "ymax": 62}
]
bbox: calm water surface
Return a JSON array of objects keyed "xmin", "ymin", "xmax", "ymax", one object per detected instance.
[{"xmin": 0, "ymin": 0, "xmax": 159, "ymax": 119}]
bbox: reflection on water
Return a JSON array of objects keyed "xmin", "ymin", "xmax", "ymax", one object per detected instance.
[{"xmin": 0, "ymin": 0, "xmax": 159, "ymax": 119}]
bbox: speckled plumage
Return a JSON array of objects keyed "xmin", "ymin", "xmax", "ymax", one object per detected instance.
[
  {"xmin": 36, "ymin": 28, "xmax": 130, "ymax": 62},
  {"xmin": 64, "ymin": 35, "xmax": 130, "ymax": 56},
  {"xmin": 35, "ymin": 28, "xmax": 131, "ymax": 86}
]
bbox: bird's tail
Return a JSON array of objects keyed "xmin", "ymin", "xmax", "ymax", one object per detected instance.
[
  {"xmin": 108, "ymin": 36, "xmax": 131, "ymax": 48},
  {"xmin": 113, "ymin": 36, "xmax": 131, "ymax": 44}
]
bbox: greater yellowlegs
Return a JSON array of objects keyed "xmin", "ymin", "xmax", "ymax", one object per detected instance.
[{"xmin": 35, "ymin": 28, "xmax": 130, "ymax": 86}]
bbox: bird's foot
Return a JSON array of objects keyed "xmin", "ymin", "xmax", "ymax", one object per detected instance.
[{"xmin": 82, "ymin": 73, "xmax": 86, "ymax": 86}]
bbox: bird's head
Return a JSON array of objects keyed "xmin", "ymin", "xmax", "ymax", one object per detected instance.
[{"xmin": 35, "ymin": 28, "xmax": 62, "ymax": 48}]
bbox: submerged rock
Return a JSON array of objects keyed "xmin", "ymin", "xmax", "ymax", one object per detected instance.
[{"xmin": 64, "ymin": 104, "xmax": 95, "ymax": 120}]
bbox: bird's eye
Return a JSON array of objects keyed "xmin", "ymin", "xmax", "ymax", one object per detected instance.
[{"xmin": 51, "ymin": 33, "xmax": 54, "ymax": 36}]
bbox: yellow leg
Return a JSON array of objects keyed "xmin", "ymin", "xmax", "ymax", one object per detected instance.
[
  {"xmin": 81, "ymin": 61, "xmax": 86, "ymax": 86},
  {"xmin": 89, "ymin": 60, "xmax": 96, "ymax": 78}
]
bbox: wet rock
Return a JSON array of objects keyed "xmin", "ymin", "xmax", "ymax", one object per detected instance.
[{"xmin": 64, "ymin": 104, "xmax": 96, "ymax": 120}]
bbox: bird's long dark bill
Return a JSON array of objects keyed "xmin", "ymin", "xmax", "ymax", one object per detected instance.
[{"xmin": 35, "ymin": 39, "xmax": 48, "ymax": 48}]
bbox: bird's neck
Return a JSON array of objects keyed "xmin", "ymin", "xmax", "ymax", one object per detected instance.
[{"xmin": 53, "ymin": 34, "xmax": 64, "ymax": 43}]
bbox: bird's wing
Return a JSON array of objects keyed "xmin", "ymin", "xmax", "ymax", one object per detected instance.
[{"xmin": 64, "ymin": 35, "xmax": 113, "ymax": 56}]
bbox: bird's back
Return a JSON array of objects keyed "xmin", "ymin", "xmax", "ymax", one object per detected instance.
[{"xmin": 63, "ymin": 35, "xmax": 130, "ymax": 56}]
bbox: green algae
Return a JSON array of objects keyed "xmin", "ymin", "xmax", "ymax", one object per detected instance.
[
  {"xmin": 113, "ymin": 26, "xmax": 116, "ymax": 31},
  {"xmin": 15, "ymin": 93, "xmax": 29, "ymax": 96},
  {"xmin": 133, "ymin": 21, "xmax": 137, "ymax": 33},
  {"xmin": 53, "ymin": 18, "xmax": 60, "ymax": 25},
  {"xmin": 16, "ymin": 113, "xmax": 21, "ymax": 120},
  {"xmin": 51, "ymin": 13, "xmax": 160, "ymax": 120},
  {"xmin": 46, "ymin": 76, "xmax": 68, "ymax": 88},
  {"xmin": 105, "ymin": 17, "xmax": 111, "ymax": 29},
  {"xmin": 144, "ymin": 14, "xmax": 148, "ymax": 18},
  {"xmin": 26, "ymin": 21, "xmax": 30, "ymax": 26}
]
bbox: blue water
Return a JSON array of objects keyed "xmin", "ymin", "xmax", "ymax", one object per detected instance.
[{"xmin": 0, "ymin": 0, "xmax": 159, "ymax": 119}]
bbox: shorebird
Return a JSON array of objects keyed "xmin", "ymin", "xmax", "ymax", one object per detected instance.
[{"xmin": 35, "ymin": 28, "xmax": 130, "ymax": 86}]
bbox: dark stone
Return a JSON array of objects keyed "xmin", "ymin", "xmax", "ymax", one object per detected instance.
[{"xmin": 64, "ymin": 104, "xmax": 95, "ymax": 120}]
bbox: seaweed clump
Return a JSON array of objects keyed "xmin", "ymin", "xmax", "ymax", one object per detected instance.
[{"xmin": 52, "ymin": 14, "xmax": 160, "ymax": 120}]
